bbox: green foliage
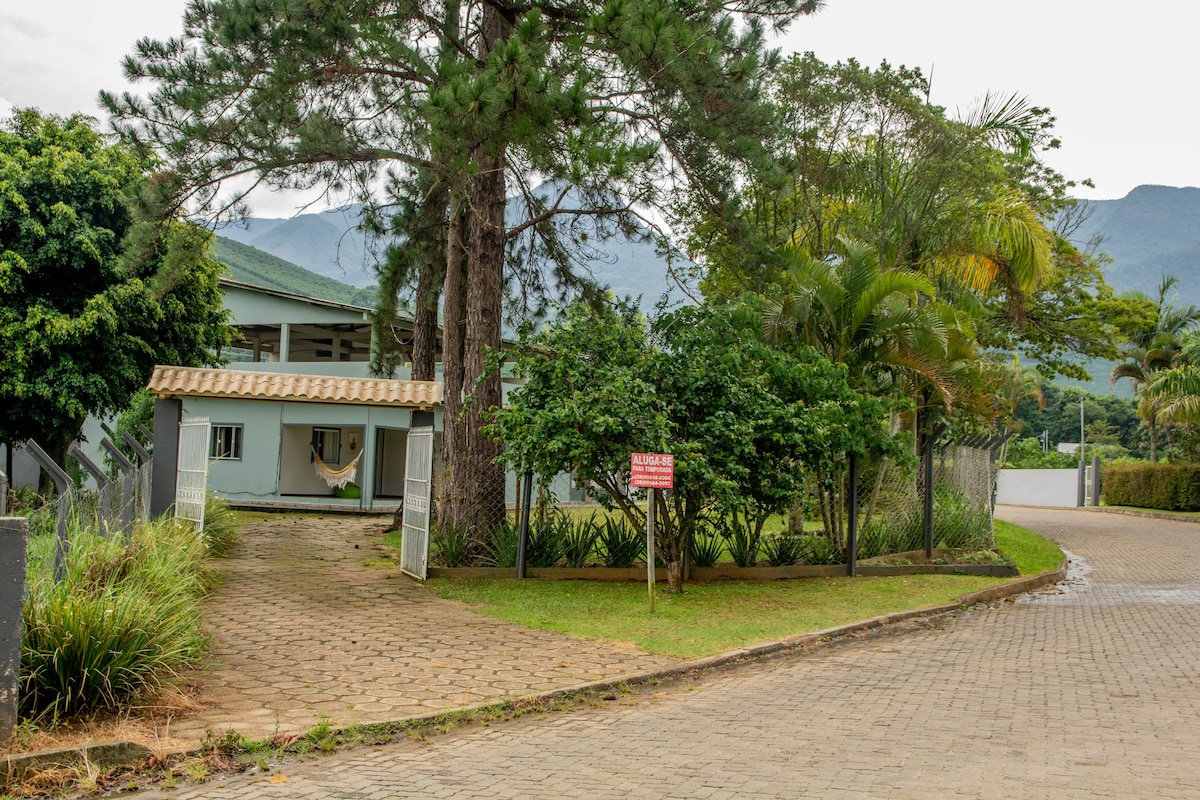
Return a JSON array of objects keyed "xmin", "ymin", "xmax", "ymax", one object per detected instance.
[
  {"xmin": 526, "ymin": 515, "xmax": 567, "ymax": 568},
  {"xmin": 481, "ymin": 522, "xmax": 520, "ymax": 569},
  {"xmin": 21, "ymin": 518, "xmax": 209, "ymax": 720},
  {"xmin": 859, "ymin": 483, "xmax": 991, "ymax": 557},
  {"xmin": 430, "ymin": 519, "xmax": 474, "ymax": 568},
  {"xmin": 761, "ymin": 532, "xmax": 805, "ymax": 567},
  {"xmin": 1103, "ymin": 463, "xmax": 1200, "ymax": 511},
  {"xmin": 0, "ymin": 109, "xmax": 230, "ymax": 466},
  {"xmin": 598, "ymin": 517, "xmax": 643, "ymax": 569},
  {"xmin": 797, "ymin": 534, "xmax": 843, "ymax": 566},
  {"xmin": 1002, "ymin": 436, "xmax": 1079, "ymax": 469},
  {"xmin": 719, "ymin": 518, "xmax": 761, "ymax": 568},
  {"xmin": 561, "ymin": 515, "xmax": 601, "ymax": 568},
  {"xmin": 488, "ymin": 299, "xmax": 897, "ymax": 586},
  {"xmin": 201, "ymin": 493, "xmax": 242, "ymax": 558},
  {"xmin": 689, "ymin": 527, "xmax": 724, "ymax": 568},
  {"xmin": 932, "ymin": 485, "xmax": 993, "ymax": 549}
]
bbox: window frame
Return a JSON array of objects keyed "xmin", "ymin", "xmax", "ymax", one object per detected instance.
[{"xmin": 210, "ymin": 424, "xmax": 244, "ymax": 461}]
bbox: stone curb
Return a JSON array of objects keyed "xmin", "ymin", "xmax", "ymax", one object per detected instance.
[
  {"xmin": 3, "ymin": 740, "xmax": 155, "ymax": 783},
  {"xmin": 1081, "ymin": 506, "xmax": 1200, "ymax": 525},
  {"xmin": 6, "ymin": 563, "xmax": 1067, "ymax": 783}
]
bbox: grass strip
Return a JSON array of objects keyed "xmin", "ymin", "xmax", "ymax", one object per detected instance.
[{"xmin": 429, "ymin": 521, "xmax": 1062, "ymax": 660}]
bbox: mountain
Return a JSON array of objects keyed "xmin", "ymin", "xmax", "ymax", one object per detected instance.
[
  {"xmin": 223, "ymin": 191, "xmax": 686, "ymax": 306},
  {"xmin": 212, "ymin": 236, "xmax": 375, "ymax": 307},
  {"xmin": 1052, "ymin": 185, "xmax": 1200, "ymax": 396},
  {"xmin": 216, "ymin": 207, "xmax": 385, "ymax": 288},
  {"xmin": 1067, "ymin": 185, "xmax": 1200, "ymax": 304}
]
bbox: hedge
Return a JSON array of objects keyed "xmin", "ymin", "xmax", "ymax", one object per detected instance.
[{"xmin": 1103, "ymin": 463, "xmax": 1200, "ymax": 511}]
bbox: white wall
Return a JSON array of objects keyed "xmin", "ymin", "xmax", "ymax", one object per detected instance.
[{"xmin": 996, "ymin": 468, "xmax": 1080, "ymax": 508}]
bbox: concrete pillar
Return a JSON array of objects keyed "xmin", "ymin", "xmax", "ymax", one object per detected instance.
[
  {"xmin": 279, "ymin": 323, "xmax": 291, "ymax": 364},
  {"xmin": 0, "ymin": 517, "xmax": 27, "ymax": 740},
  {"xmin": 151, "ymin": 398, "xmax": 182, "ymax": 518}
]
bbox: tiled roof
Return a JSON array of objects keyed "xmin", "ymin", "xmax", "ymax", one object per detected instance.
[{"xmin": 148, "ymin": 366, "xmax": 442, "ymax": 408}]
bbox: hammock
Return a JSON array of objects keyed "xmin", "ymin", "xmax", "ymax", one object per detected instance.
[{"xmin": 312, "ymin": 448, "xmax": 363, "ymax": 489}]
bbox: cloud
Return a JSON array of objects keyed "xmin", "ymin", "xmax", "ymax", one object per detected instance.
[
  {"xmin": 0, "ymin": 13, "xmax": 52, "ymax": 40},
  {"xmin": 0, "ymin": 97, "xmax": 13, "ymax": 121}
]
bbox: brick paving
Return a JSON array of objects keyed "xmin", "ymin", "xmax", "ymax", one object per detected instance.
[
  {"xmin": 164, "ymin": 515, "xmax": 678, "ymax": 747},
  {"xmin": 135, "ymin": 507, "xmax": 1200, "ymax": 798}
]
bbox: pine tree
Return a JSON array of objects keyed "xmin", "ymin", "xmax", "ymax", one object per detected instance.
[{"xmin": 105, "ymin": 0, "xmax": 823, "ymax": 537}]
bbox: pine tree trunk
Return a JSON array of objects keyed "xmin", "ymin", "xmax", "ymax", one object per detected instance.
[
  {"xmin": 455, "ymin": 150, "xmax": 507, "ymax": 539},
  {"xmin": 439, "ymin": 201, "xmax": 467, "ymax": 528},
  {"xmin": 411, "ymin": 258, "xmax": 440, "ymax": 382}
]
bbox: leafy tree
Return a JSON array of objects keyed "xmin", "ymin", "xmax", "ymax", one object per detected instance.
[
  {"xmin": 487, "ymin": 299, "xmax": 897, "ymax": 592},
  {"xmin": 0, "ymin": 109, "xmax": 230, "ymax": 487},
  {"xmin": 1111, "ymin": 276, "xmax": 1200, "ymax": 461},
  {"xmin": 105, "ymin": 0, "xmax": 823, "ymax": 536}
]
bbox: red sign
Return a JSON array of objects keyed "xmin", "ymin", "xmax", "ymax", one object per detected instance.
[{"xmin": 631, "ymin": 453, "xmax": 674, "ymax": 489}]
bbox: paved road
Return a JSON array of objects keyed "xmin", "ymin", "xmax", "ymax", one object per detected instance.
[
  {"xmin": 137, "ymin": 507, "xmax": 1200, "ymax": 799},
  {"xmin": 166, "ymin": 515, "xmax": 677, "ymax": 747}
]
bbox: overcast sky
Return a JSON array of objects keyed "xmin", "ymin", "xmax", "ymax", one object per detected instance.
[{"xmin": 2, "ymin": 0, "xmax": 1196, "ymax": 216}]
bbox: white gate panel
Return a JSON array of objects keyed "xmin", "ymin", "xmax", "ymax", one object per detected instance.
[
  {"xmin": 400, "ymin": 426, "xmax": 434, "ymax": 580},
  {"xmin": 176, "ymin": 417, "xmax": 211, "ymax": 530}
]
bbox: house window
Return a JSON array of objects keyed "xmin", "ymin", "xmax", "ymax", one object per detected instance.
[
  {"xmin": 312, "ymin": 427, "xmax": 341, "ymax": 465},
  {"xmin": 210, "ymin": 425, "xmax": 243, "ymax": 460}
]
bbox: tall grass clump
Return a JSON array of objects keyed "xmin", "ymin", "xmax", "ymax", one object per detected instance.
[
  {"xmin": 599, "ymin": 517, "xmax": 643, "ymax": 568},
  {"xmin": 201, "ymin": 492, "xmax": 242, "ymax": 557},
  {"xmin": 21, "ymin": 517, "xmax": 210, "ymax": 721}
]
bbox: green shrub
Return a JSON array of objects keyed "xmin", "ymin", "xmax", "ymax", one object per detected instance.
[
  {"xmin": 201, "ymin": 493, "xmax": 242, "ymax": 557},
  {"xmin": 599, "ymin": 517, "xmax": 642, "ymax": 568},
  {"xmin": 21, "ymin": 518, "xmax": 209, "ymax": 721},
  {"xmin": 561, "ymin": 515, "xmax": 600, "ymax": 568},
  {"xmin": 1104, "ymin": 463, "xmax": 1200, "ymax": 511},
  {"xmin": 526, "ymin": 513, "xmax": 567, "ymax": 567},
  {"xmin": 690, "ymin": 525, "xmax": 723, "ymax": 568},
  {"xmin": 481, "ymin": 521, "xmax": 520, "ymax": 568},
  {"xmin": 932, "ymin": 485, "xmax": 992, "ymax": 550},
  {"xmin": 761, "ymin": 532, "xmax": 805, "ymax": 567},
  {"xmin": 797, "ymin": 534, "xmax": 843, "ymax": 565},
  {"xmin": 719, "ymin": 518, "xmax": 760, "ymax": 567},
  {"xmin": 430, "ymin": 519, "xmax": 474, "ymax": 567}
]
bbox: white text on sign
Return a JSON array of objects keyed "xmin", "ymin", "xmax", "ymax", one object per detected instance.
[{"xmin": 630, "ymin": 453, "xmax": 674, "ymax": 489}]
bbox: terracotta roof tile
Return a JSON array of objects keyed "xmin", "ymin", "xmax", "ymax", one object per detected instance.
[{"xmin": 148, "ymin": 366, "xmax": 441, "ymax": 408}]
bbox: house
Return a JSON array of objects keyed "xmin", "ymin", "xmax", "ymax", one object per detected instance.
[{"xmin": 146, "ymin": 279, "xmax": 444, "ymax": 513}]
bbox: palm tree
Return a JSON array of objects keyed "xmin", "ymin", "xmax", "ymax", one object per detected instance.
[
  {"xmin": 761, "ymin": 236, "xmax": 982, "ymax": 541},
  {"xmin": 1111, "ymin": 276, "xmax": 1200, "ymax": 461},
  {"xmin": 762, "ymin": 236, "xmax": 973, "ymax": 409}
]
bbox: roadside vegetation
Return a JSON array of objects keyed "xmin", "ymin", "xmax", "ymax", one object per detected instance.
[{"xmin": 427, "ymin": 521, "xmax": 1062, "ymax": 660}]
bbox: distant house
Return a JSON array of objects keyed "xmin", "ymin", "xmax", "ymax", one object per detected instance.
[{"xmin": 147, "ymin": 279, "xmax": 443, "ymax": 513}]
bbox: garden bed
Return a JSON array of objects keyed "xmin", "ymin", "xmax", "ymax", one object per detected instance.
[{"xmin": 428, "ymin": 560, "xmax": 1017, "ymax": 581}]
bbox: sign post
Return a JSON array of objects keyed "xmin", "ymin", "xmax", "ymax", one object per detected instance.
[{"xmin": 631, "ymin": 453, "xmax": 674, "ymax": 614}]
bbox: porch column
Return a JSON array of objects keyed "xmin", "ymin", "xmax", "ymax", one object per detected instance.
[{"xmin": 279, "ymin": 323, "xmax": 291, "ymax": 364}]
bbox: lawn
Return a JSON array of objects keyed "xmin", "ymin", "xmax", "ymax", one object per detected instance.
[{"xmin": 427, "ymin": 520, "xmax": 1064, "ymax": 660}]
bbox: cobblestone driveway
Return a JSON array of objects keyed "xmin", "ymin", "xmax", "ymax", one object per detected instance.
[{"xmin": 140, "ymin": 507, "xmax": 1200, "ymax": 799}]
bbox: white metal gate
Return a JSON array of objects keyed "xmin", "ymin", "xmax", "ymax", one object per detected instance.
[
  {"xmin": 175, "ymin": 417, "xmax": 211, "ymax": 530},
  {"xmin": 400, "ymin": 425, "xmax": 434, "ymax": 580}
]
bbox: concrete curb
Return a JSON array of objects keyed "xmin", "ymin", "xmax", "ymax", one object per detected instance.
[
  {"xmin": 6, "ymin": 563, "xmax": 1067, "ymax": 783},
  {"xmin": 1081, "ymin": 506, "xmax": 1200, "ymax": 525},
  {"xmin": 3, "ymin": 740, "xmax": 155, "ymax": 783}
]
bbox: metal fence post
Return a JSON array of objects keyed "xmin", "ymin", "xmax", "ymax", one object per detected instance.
[
  {"xmin": 847, "ymin": 453, "xmax": 859, "ymax": 578},
  {"xmin": 21, "ymin": 441, "xmax": 72, "ymax": 583},
  {"xmin": 101, "ymin": 439, "xmax": 136, "ymax": 539},
  {"xmin": 516, "ymin": 471, "xmax": 533, "ymax": 579},
  {"xmin": 67, "ymin": 443, "xmax": 111, "ymax": 538},
  {"xmin": 0, "ymin": 517, "xmax": 27, "ymax": 741}
]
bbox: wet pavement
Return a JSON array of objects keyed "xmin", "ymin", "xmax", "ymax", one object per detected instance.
[{"xmin": 132, "ymin": 506, "xmax": 1200, "ymax": 798}]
